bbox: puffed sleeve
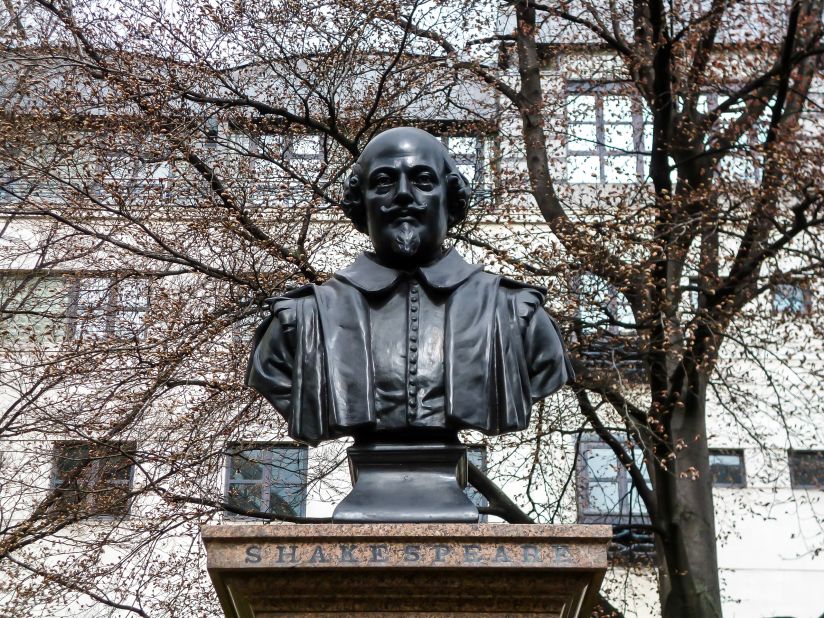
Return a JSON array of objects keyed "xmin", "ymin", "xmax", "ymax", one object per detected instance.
[
  {"xmin": 515, "ymin": 288, "xmax": 575, "ymax": 401},
  {"xmin": 245, "ymin": 298, "xmax": 298, "ymax": 421}
]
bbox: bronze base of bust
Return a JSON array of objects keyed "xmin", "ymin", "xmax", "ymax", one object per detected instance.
[{"xmin": 333, "ymin": 440, "xmax": 479, "ymax": 523}]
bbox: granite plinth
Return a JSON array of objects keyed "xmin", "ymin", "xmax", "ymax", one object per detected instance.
[{"xmin": 202, "ymin": 523, "xmax": 611, "ymax": 618}]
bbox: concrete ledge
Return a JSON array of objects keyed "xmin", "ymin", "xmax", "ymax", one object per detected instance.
[{"xmin": 201, "ymin": 523, "xmax": 612, "ymax": 617}]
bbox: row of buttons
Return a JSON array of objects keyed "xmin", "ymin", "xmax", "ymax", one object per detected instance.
[{"xmin": 408, "ymin": 283, "xmax": 419, "ymax": 410}]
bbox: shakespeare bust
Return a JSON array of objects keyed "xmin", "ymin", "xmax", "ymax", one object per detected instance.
[{"xmin": 246, "ymin": 127, "xmax": 574, "ymax": 521}]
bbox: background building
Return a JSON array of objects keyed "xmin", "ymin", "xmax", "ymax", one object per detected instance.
[{"xmin": 1, "ymin": 1, "xmax": 823, "ymax": 616}]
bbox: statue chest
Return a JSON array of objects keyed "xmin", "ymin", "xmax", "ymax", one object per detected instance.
[{"xmin": 367, "ymin": 278, "xmax": 448, "ymax": 430}]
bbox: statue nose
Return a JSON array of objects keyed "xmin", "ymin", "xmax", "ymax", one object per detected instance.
[{"xmin": 395, "ymin": 174, "xmax": 413, "ymax": 204}]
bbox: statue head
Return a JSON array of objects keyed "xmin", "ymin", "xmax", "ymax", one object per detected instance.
[{"xmin": 341, "ymin": 127, "xmax": 471, "ymax": 268}]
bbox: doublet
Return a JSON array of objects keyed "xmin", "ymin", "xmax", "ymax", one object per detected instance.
[{"xmin": 246, "ymin": 250, "xmax": 574, "ymax": 445}]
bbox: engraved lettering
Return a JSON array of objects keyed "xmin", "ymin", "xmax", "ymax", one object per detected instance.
[
  {"xmin": 522, "ymin": 544, "xmax": 542, "ymax": 563},
  {"xmin": 276, "ymin": 545, "xmax": 299, "ymax": 564},
  {"xmin": 308, "ymin": 545, "xmax": 331, "ymax": 564},
  {"xmin": 403, "ymin": 545, "xmax": 421, "ymax": 562},
  {"xmin": 493, "ymin": 545, "xmax": 511, "ymax": 563},
  {"xmin": 340, "ymin": 544, "xmax": 358, "ymax": 563},
  {"xmin": 245, "ymin": 545, "xmax": 261, "ymax": 564},
  {"xmin": 554, "ymin": 545, "xmax": 573, "ymax": 563},
  {"xmin": 463, "ymin": 544, "xmax": 482, "ymax": 563},
  {"xmin": 369, "ymin": 544, "xmax": 389, "ymax": 563},
  {"xmin": 433, "ymin": 544, "xmax": 451, "ymax": 562}
]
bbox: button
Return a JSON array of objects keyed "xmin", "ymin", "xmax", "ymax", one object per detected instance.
[
  {"xmin": 411, "ymin": 323, "xmax": 418, "ymax": 331},
  {"xmin": 408, "ymin": 398, "xmax": 416, "ymax": 407},
  {"xmin": 410, "ymin": 333, "xmax": 418, "ymax": 341},
  {"xmin": 411, "ymin": 284, "xmax": 419, "ymax": 292},
  {"xmin": 410, "ymin": 353, "xmax": 418, "ymax": 362},
  {"xmin": 409, "ymin": 377, "xmax": 416, "ymax": 386},
  {"xmin": 409, "ymin": 365, "xmax": 417, "ymax": 374},
  {"xmin": 410, "ymin": 344, "xmax": 417, "ymax": 352}
]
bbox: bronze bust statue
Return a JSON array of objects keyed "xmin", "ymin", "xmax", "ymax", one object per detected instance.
[{"xmin": 246, "ymin": 127, "xmax": 573, "ymax": 521}]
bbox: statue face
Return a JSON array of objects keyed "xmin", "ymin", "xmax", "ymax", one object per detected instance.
[{"xmin": 361, "ymin": 130, "xmax": 449, "ymax": 268}]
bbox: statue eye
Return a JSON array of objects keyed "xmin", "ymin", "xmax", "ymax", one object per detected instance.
[
  {"xmin": 413, "ymin": 172, "xmax": 435, "ymax": 189},
  {"xmin": 372, "ymin": 173, "xmax": 394, "ymax": 190}
]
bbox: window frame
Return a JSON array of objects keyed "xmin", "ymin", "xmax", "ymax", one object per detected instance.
[
  {"xmin": 1, "ymin": 273, "xmax": 69, "ymax": 344},
  {"xmin": 50, "ymin": 440, "xmax": 136, "ymax": 517},
  {"xmin": 708, "ymin": 448, "xmax": 747, "ymax": 488},
  {"xmin": 439, "ymin": 134, "xmax": 490, "ymax": 203},
  {"xmin": 789, "ymin": 450, "xmax": 824, "ymax": 490},
  {"xmin": 771, "ymin": 281, "xmax": 812, "ymax": 316},
  {"xmin": 223, "ymin": 442, "xmax": 309, "ymax": 518},
  {"xmin": 575, "ymin": 432, "xmax": 651, "ymax": 526},
  {"xmin": 565, "ymin": 82, "xmax": 650, "ymax": 184},
  {"xmin": 698, "ymin": 91, "xmax": 767, "ymax": 183},
  {"xmin": 66, "ymin": 276, "xmax": 150, "ymax": 340}
]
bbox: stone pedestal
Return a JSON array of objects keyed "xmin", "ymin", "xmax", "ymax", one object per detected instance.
[{"xmin": 202, "ymin": 523, "xmax": 611, "ymax": 617}]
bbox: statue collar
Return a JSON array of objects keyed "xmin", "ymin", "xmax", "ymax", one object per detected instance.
[{"xmin": 334, "ymin": 249, "xmax": 483, "ymax": 293}]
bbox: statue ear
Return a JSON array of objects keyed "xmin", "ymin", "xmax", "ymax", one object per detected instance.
[
  {"xmin": 446, "ymin": 172, "xmax": 470, "ymax": 227},
  {"xmin": 342, "ymin": 173, "xmax": 368, "ymax": 233}
]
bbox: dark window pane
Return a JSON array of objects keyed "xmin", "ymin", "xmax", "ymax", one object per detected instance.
[
  {"xmin": 267, "ymin": 447, "xmax": 306, "ymax": 516},
  {"xmin": 227, "ymin": 482, "xmax": 263, "ymax": 512},
  {"xmin": 789, "ymin": 451, "xmax": 824, "ymax": 489},
  {"xmin": 709, "ymin": 450, "xmax": 746, "ymax": 488},
  {"xmin": 54, "ymin": 443, "xmax": 90, "ymax": 482},
  {"xmin": 773, "ymin": 284, "xmax": 811, "ymax": 315},
  {"xmin": 577, "ymin": 434, "xmax": 649, "ymax": 525},
  {"xmin": 51, "ymin": 442, "xmax": 133, "ymax": 516},
  {"xmin": 225, "ymin": 444, "xmax": 308, "ymax": 517},
  {"xmin": 267, "ymin": 487, "xmax": 297, "ymax": 517},
  {"xmin": 95, "ymin": 450, "xmax": 132, "ymax": 482},
  {"xmin": 230, "ymin": 451, "xmax": 265, "ymax": 481}
]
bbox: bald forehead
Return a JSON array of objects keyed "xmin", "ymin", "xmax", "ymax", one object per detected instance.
[{"xmin": 359, "ymin": 129, "xmax": 446, "ymax": 172}]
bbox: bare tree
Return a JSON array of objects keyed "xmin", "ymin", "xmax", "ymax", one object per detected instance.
[{"xmin": 1, "ymin": 0, "xmax": 822, "ymax": 617}]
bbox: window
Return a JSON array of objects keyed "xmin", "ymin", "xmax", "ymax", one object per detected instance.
[
  {"xmin": 204, "ymin": 117, "xmax": 219, "ymax": 147},
  {"xmin": 0, "ymin": 159, "xmax": 28, "ymax": 203},
  {"xmin": 465, "ymin": 446, "xmax": 489, "ymax": 523},
  {"xmin": 576, "ymin": 274, "xmax": 644, "ymax": 380},
  {"xmin": 576, "ymin": 433, "xmax": 650, "ymax": 525},
  {"xmin": 68, "ymin": 277, "xmax": 149, "ymax": 340},
  {"xmin": 698, "ymin": 93, "xmax": 767, "ymax": 182},
  {"xmin": 789, "ymin": 451, "xmax": 824, "ymax": 489},
  {"xmin": 248, "ymin": 133, "xmax": 286, "ymax": 196},
  {"xmin": 566, "ymin": 86, "xmax": 651, "ymax": 184},
  {"xmin": 709, "ymin": 449, "xmax": 746, "ymax": 488},
  {"xmin": 225, "ymin": 444, "xmax": 308, "ymax": 517},
  {"xmin": 772, "ymin": 283, "xmax": 812, "ymax": 315},
  {"xmin": 577, "ymin": 273, "xmax": 634, "ymax": 335},
  {"xmin": 51, "ymin": 441, "xmax": 135, "ymax": 516},
  {"xmin": 287, "ymin": 135, "xmax": 322, "ymax": 161},
  {"xmin": 1, "ymin": 274, "xmax": 67, "ymax": 344},
  {"xmin": 441, "ymin": 135, "xmax": 487, "ymax": 195},
  {"xmin": 247, "ymin": 133, "xmax": 323, "ymax": 205}
]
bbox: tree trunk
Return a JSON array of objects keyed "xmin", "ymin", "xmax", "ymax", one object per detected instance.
[{"xmin": 656, "ymin": 372, "xmax": 722, "ymax": 618}]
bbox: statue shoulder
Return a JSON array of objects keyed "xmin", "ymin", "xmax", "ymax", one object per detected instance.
[
  {"xmin": 494, "ymin": 276, "xmax": 547, "ymax": 321},
  {"xmin": 264, "ymin": 285, "xmax": 318, "ymax": 324},
  {"xmin": 497, "ymin": 275, "xmax": 547, "ymax": 297}
]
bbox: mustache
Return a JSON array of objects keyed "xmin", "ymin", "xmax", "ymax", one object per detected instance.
[{"xmin": 379, "ymin": 202, "xmax": 428, "ymax": 217}]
